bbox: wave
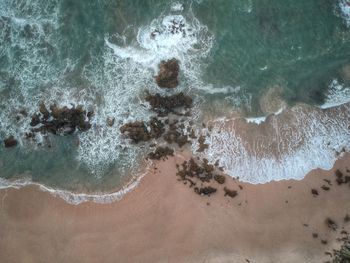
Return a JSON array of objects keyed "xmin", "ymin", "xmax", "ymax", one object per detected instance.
[
  {"xmin": 77, "ymin": 3, "xmax": 214, "ymax": 174},
  {"xmin": 0, "ymin": 164, "xmax": 149, "ymax": 205},
  {"xmin": 193, "ymin": 102, "xmax": 350, "ymax": 183},
  {"xmin": 321, "ymin": 79, "xmax": 350, "ymax": 109}
]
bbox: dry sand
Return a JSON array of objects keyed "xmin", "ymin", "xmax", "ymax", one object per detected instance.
[{"xmin": 0, "ymin": 153, "xmax": 350, "ymax": 263}]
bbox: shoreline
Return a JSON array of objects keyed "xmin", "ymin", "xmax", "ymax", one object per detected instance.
[{"xmin": 1, "ymin": 153, "xmax": 349, "ymax": 262}]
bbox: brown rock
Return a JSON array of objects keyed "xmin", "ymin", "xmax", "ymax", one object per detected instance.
[
  {"xmin": 311, "ymin": 189, "xmax": 319, "ymax": 196},
  {"xmin": 155, "ymin": 59, "xmax": 180, "ymax": 88},
  {"xmin": 214, "ymin": 174, "xmax": 226, "ymax": 184},
  {"xmin": 4, "ymin": 136, "xmax": 18, "ymax": 148},
  {"xmin": 194, "ymin": 186, "xmax": 217, "ymax": 196},
  {"xmin": 145, "ymin": 92, "xmax": 192, "ymax": 116},
  {"xmin": 39, "ymin": 102, "xmax": 50, "ymax": 120},
  {"xmin": 120, "ymin": 121, "xmax": 150, "ymax": 143},
  {"xmin": 148, "ymin": 147, "xmax": 174, "ymax": 160},
  {"xmin": 224, "ymin": 187, "xmax": 238, "ymax": 198}
]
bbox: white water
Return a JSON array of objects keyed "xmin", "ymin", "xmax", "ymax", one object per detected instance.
[
  {"xmin": 338, "ymin": 0, "xmax": 350, "ymax": 27},
  {"xmin": 193, "ymin": 103, "xmax": 350, "ymax": 183}
]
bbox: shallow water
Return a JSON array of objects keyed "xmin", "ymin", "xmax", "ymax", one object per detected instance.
[{"xmin": 0, "ymin": 0, "xmax": 349, "ymax": 195}]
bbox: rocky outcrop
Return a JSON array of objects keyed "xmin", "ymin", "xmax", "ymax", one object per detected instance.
[
  {"xmin": 148, "ymin": 146, "xmax": 174, "ymax": 160},
  {"xmin": 163, "ymin": 121, "xmax": 189, "ymax": 147},
  {"xmin": 155, "ymin": 59, "xmax": 179, "ymax": 88},
  {"xmin": 3, "ymin": 136, "xmax": 18, "ymax": 148},
  {"xmin": 120, "ymin": 121, "xmax": 150, "ymax": 143},
  {"xmin": 145, "ymin": 92, "xmax": 192, "ymax": 116},
  {"xmin": 30, "ymin": 103, "xmax": 93, "ymax": 135},
  {"xmin": 120, "ymin": 118, "xmax": 165, "ymax": 143}
]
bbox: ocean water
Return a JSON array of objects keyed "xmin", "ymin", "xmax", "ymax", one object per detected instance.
[{"xmin": 0, "ymin": 0, "xmax": 350, "ymax": 201}]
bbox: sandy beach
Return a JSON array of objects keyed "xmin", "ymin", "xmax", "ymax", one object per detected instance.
[{"xmin": 0, "ymin": 153, "xmax": 349, "ymax": 263}]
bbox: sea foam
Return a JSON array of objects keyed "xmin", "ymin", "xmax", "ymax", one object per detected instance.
[{"xmin": 192, "ymin": 103, "xmax": 350, "ymax": 183}]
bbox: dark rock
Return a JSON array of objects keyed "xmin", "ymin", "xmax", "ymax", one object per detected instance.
[
  {"xmin": 214, "ymin": 174, "xmax": 226, "ymax": 184},
  {"xmin": 196, "ymin": 134, "xmax": 209, "ymax": 152},
  {"xmin": 155, "ymin": 58, "xmax": 179, "ymax": 88},
  {"xmin": 163, "ymin": 122, "xmax": 189, "ymax": 148},
  {"xmin": 325, "ymin": 218, "xmax": 337, "ymax": 231},
  {"xmin": 120, "ymin": 121, "xmax": 150, "ymax": 143},
  {"xmin": 30, "ymin": 113, "xmax": 41, "ymax": 127},
  {"xmin": 4, "ymin": 136, "xmax": 17, "ymax": 148},
  {"xmin": 344, "ymin": 214, "xmax": 350, "ymax": 223},
  {"xmin": 39, "ymin": 102, "xmax": 50, "ymax": 120},
  {"xmin": 148, "ymin": 117, "xmax": 165, "ymax": 139},
  {"xmin": 321, "ymin": 185, "xmax": 330, "ymax": 191},
  {"xmin": 145, "ymin": 92, "xmax": 192, "ymax": 116},
  {"xmin": 120, "ymin": 118, "xmax": 165, "ymax": 143},
  {"xmin": 321, "ymin": 240, "xmax": 328, "ymax": 245},
  {"xmin": 148, "ymin": 146, "xmax": 174, "ymax": 160},
  {"xmin": 224, "ymin": 187, "xmax": 238, "ymax": 198},
  {"xmin": 312, "ymin": 233, "xmax": 318, "ymax": 238},
  {"xmin": 311, "ymin": 189, "xmax": 319, "ymax": 196},
  {"xmin": 194, "ymin": 186, "xmax": 217, "ymax": 196},
  {"xmin": 29, "ymin": 103, "xmax": 92, "ymax": 136}
]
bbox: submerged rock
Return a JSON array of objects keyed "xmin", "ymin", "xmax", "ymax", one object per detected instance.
[
  {"xmin": 196, "ymin": 134, "xmax": 209, "ymax": 152},
  {"xmin": 30, "ymin": 103, "xmax": 92, "ymax": 136},
  {"xmin": 106, "ymin": 117, "xmax": 115, "ymax": 127},
  {"xmin": 120, "ymin": 118, "xmax": 165, "ymax": 143},
  {"xmin": 145, "ymin": 92, "xmax": 192, "ymax": 116},
  {"xmin": 155, "ymin": 59, "xmax": 179, "ymax": 88},
  {"xmin": 120, "ymin": 121, "xmax": 150, "ymax": 143},
  {"xmin": 3, "ymin": 136, "xmax": 18, "ymax": 148},
  {"xmin": 163, "ymin": 121, "xmax": 189, "ymax": 147}
]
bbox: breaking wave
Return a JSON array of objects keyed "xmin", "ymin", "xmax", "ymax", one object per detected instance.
[{"xmin": 193, "ymin": 103, "xmax": 350, "ymax": 183}]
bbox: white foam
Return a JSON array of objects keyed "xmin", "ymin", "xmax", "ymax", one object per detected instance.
[
  {"xmin": 0, "ymin": 167, "xmax": 148, "ymax": 205},
  {"xmin": 321, "ymin": 79, "xmax": 350, "ymax": 109},
  {"xmin": 245, "ymin": 107, "xmax": 285, "ymax": 125},
  {"xmin": 193, "ymin": 103, "xmax": 350, "ymax": 183},
  {"xmin": 171, "ymin": 2, "xmax": 184, "ymax": 12},
  {"xmin": 245, "ymin": 116, "xmax": 267, "ymax": 125},
  {"xmin": 338, "ymin": 0, "xmax": 350, "ymax": 27},
  {"xmin": 75, "ymin": 6, "xmax": 214, "ymax": 174}
]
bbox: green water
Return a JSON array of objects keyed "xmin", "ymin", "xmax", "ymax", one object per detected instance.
[{"xmin": 0, "ymin": 0, "xmax": 349, "ymax": 192}]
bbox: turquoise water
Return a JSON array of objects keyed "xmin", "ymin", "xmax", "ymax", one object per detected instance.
[{"xmin": 0, "ymin": 0, "xmax": 350, "ymax": 193}]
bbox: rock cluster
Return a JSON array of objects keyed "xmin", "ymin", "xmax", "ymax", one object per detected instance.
[
  {"xmin": 335, "ymin": 169, "xmax": 350, "ymax": 186},
  {"xmin": 163, "ymin": 120, "xmax": 189, "ymax": 147},
  {"xmin": 155, "ymin": 59, "xmax": 180, "ymax": 88},
  {"xmin": 120, "ymin": 118, "xmax": 165, "ymax": 143},
  {"xmin": 145, "ymin": 92, "xmax": 192, "ymax": 116},
  {"xmin": 30, "ymin": 102, "xmax": 93, "ymax": 135},
  {"xmin": 148, "ymin": 146, "xmax": 174, "ymax": 160},
  {"xmin": 176, "ymin": 158, "xmax": 238, "ymax": 198}
]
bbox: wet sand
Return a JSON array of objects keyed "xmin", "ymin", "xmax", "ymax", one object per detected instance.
[{"xmin": 0, "ymin": 153, "xmax": 350, "ymax": 263}]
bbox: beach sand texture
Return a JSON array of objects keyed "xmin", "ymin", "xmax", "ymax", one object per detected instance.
[{"xmin": 0, "ymin": 154, "xmax": 349, "ymax": 263}]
